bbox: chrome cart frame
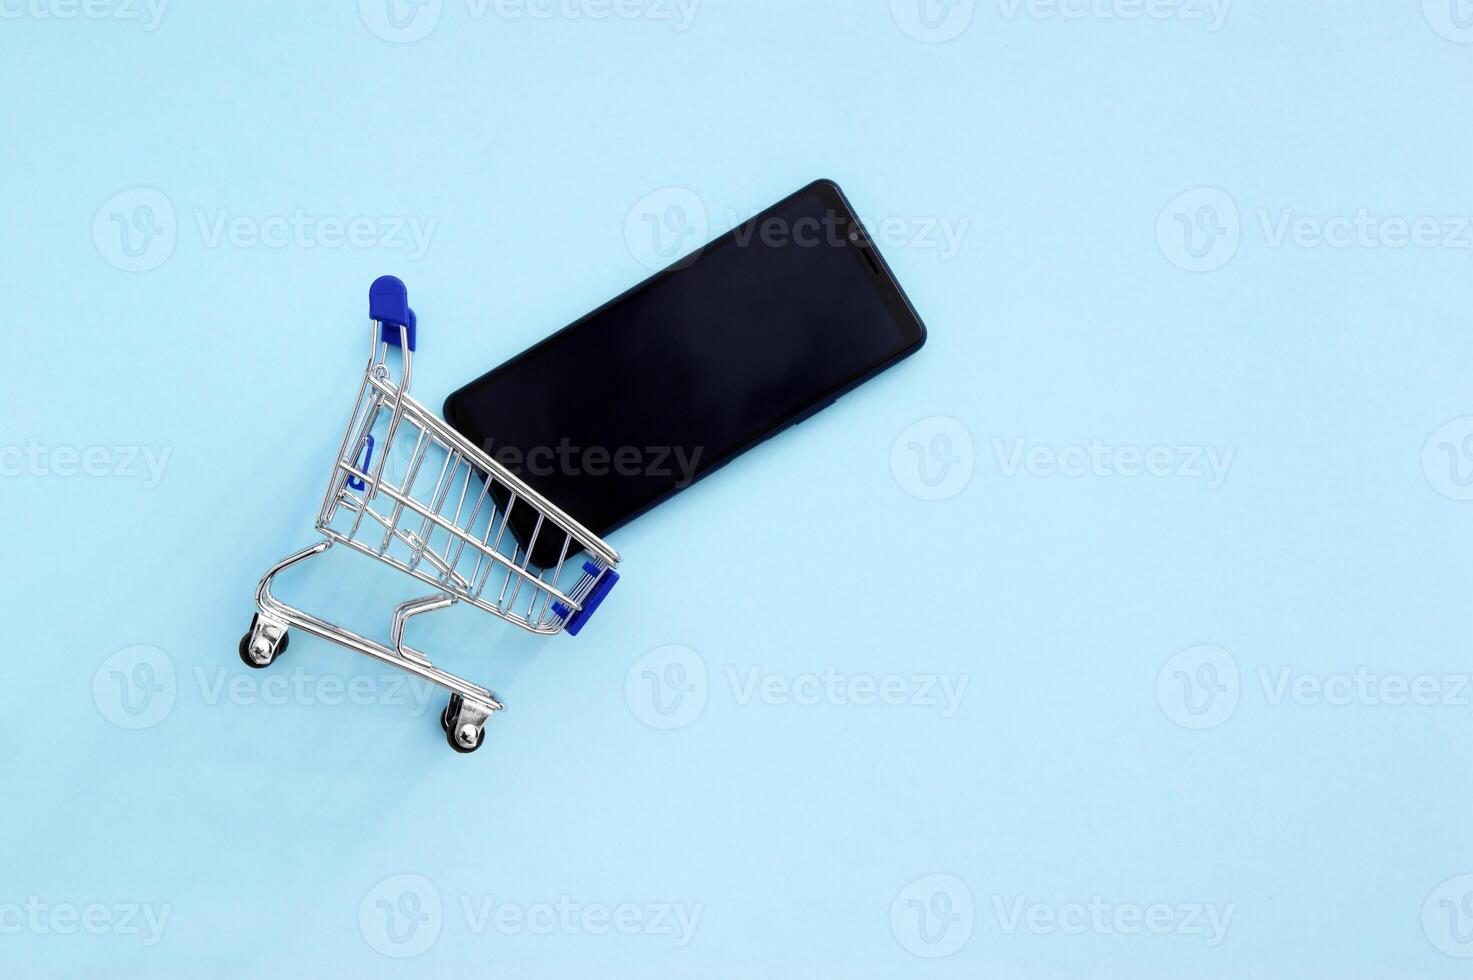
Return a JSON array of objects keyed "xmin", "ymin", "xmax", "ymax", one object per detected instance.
[{"xmin": 240, "ymin": 277, "xmax": 621, "ymax": 753}]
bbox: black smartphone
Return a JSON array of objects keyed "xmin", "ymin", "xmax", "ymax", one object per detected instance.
[{"xmin": 443, "ymin": 178, "xmax": 928, "ymax": 566}]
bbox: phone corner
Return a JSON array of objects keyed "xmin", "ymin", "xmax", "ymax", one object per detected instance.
[
  {"xmin": 441, "ymin": 390, "xmax": 461, "ymax": 426},
  {"xmin": 807, "ymin": 176, "xmax": 848, "ymax": 201},
  {"xmin": 895, "ymin": 320, "xmax": 929, "ymax": 363}
]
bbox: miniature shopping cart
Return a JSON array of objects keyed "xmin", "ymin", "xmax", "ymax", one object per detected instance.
[{"xmin": 240, "ymin": 276, "xmax": 621, "ymax": 753}]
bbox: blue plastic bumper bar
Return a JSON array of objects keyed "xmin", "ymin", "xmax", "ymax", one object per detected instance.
[{"xmin": 553, "ymin": 562, "xmax": 620, "ymax": 636}]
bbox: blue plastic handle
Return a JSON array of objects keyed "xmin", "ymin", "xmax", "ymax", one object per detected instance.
[
  {"xmin": 369, "ymin": 275, "xmax": 408, "ymax": 324},
  {"xmin": 369, "ymin": 276, "xmax": 416, "ymax": 351}
]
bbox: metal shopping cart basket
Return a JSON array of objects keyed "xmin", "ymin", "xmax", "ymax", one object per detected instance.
[{"xmin": 240, "ymin": 276, "xmax": 621, "ymax": 753}]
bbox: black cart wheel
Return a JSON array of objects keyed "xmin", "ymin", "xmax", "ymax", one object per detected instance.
[{"xmin": 447, "ymin": 722, "xmax": 485, "ymax": 754}]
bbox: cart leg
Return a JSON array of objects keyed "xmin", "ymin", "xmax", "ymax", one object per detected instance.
[
  {"xmin": 241, "ymin": 541, "xmax": 332, "ymax": 668},
  {"xmin": 244, "ymin": 538, "xmax": 505, "ymax": 751},
  {"xmin": 390, "ymin": 593, "xmax": 456, "ymax": 666}
]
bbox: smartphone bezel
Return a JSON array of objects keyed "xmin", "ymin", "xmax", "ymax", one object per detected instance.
[{"xmin": 443, "ymin": 178, "xmax": 929, "ymax": 542}]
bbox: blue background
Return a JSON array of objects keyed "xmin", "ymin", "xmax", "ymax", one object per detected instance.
[{"xmin": 4, "ymin": 1, "xmax": 1473, "ymax": 976}]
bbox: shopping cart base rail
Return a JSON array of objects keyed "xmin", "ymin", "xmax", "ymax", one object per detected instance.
[{"xmin": 241, "ymin": 540, "xmax": 506, "ymax": 753}]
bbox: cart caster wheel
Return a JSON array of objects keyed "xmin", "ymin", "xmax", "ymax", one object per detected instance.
[
  {"xmin": 238, "ymin": 616, "xmax": 288, "ymax": 669},
  {"xmin": 442, "ymin": 694, "xmax": 486, "ymax": 753},
  {"xmin": 448, "ymin": 722, "xmax": 485, "ymax": 754}
]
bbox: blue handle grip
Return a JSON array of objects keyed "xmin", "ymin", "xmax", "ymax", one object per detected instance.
[
  {"xmin": 553, "ymin": 563, "xmax": 619, "ymax": 636},
  {"xmin": 369, "ymin": 276, "xmax": 416, "ymax": 351}
]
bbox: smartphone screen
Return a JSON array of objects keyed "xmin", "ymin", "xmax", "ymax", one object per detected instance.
[{"xmin": 443, "ymin": 179, "xmax": 927, "ymax": 564}]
